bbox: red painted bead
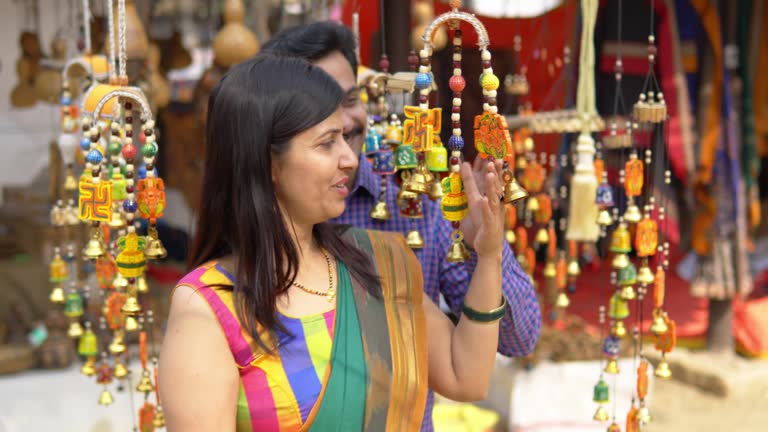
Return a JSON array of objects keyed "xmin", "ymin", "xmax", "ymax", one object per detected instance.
[
  {"xmin": 453, "ymin": 61, "xmax": 461, "ymax": 68},
  {"xmin": 488, "ymin": 97, "xmax": 497, "ymax": 105},
  {"xmin": 453, "ymin": 45, "xmax": 462, "ymax": 53},
  {"xmin": 126, "ymin": 131, "xmax": 133, "ymax": 137},
  {"xmin": 453, "ymin": 92, "xmax": 462, "ymax": 98},
  {"xmin": 452, "ymin": 221, "xmax": 461, "ymax": 229},
  {"xmin": 125, "ymin": 117, "xmax": 133, "ymax": 123},
  {"xmin": 122, "ymin": 144, "xmax": 137, "ymax": 159},
  {"xmin": 449, "ymin": 75, "xmax": 466, "ymax": 92},
  {"xmin": 452, "ymin": 106, "xmax": 461, "ymax": 113},
  {"xmin": 450, "ymin": 156, "xmax": 460, "ymax": 165},
  {"xmin": 139, "ymin": 131, "xmax": 146, "ymax": 144},
  {"xmin": 124, "ymin": 102, "xmax": 132, "ymax": 110},
  {"xmin": 419, "ymin": 96, "xmax": 428, "ymax": 103},
  {"xmin": 126, "ymin": 186, "xmax": 134, "ymax": 193},
  {"xmin": 482, "ymin": 60, "xmax": 492, "ymax": 68},
  {"xmin": 452, "ymin": 121, "xmax": 461, "ymax": 128}
]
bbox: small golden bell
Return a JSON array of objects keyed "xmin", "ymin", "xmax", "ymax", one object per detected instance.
[
  {"xmin": 428, "ymin": 178, "xmax": 443, "ymax": 201},
  {"xmin": 637, "ymin": 264, "xmax": 655, "ymax": 285},
  {"xmin": 526, "ymin": 195, "xmax": 540, "ymax": 212},
  {"xmin": 49, "ymin": 285, "xmax": 65, "ymax": 304},
  {"xmin": 81, "ymin": 356, "xmax": 96, "ymax": 376},
  {"xmin": 620, "ymin": 285, "xmax": 636, "ymax": 301},
  {"xmin": 638, "ymin": 405, "xmax": 651, "ymax": 424},
  {"xmin": 406, "ymin": 230, "xmax": 425, "ymax": 249},
  {"xmin": 624, "ymin": 204, "xmax": 642, "ymax": 223},
  {"xmin": 108, "ymin": 209, "xmax": 126, "ymax": 229},
  {"xmin": 369, "ymin": 200, "xmax": 391, "ymax": 221},
  {"xmin": 83, "ymin": 236, "xmax": 105, "ymax": 260},
  {"xmin": 113, "ymin": 273, "xmax": 129, "ymax": 289},
  {"xmin": 503, "ymin": 177, "xmax": 528, "ymax": 203},
  {"xmin": 611, "ymin": 320, "xmax": 627, "ymax": 338},
  {"xmin": 404, "ymin": 170, "xmax": 429, "ymax": 194},
  {"xmin": 137, "ymin": 369, "xmax": 155, "ymax": 393},
  {"xmin": 654, "ymin": 358, "xmax": 672, "ymax": 379},
  {"xmin": 607, "ymin": 422, "xmax": 621, "ymax": 432},
  {"xmin": 555, "ymin": 291, "xmax": 570, "ymax": 308},
  {"xmin": 137, "ymin": 275, "xmax": 149, "ymax": 294},
  {"xmin": 446, "ymin": 238, "xmax": 471, "ymax": 263},
  {"xmin": 650, "ymin": 314, "xmax": 669, "ymax": 336},
  {"xmin": 113, "ymin": 361, "xmax": 128, "ymax": 379},
  {"xmin": 124, "ymin": 315, "xmax": 139, "ymax": 332},
  {"xmin": 535, "ymin": 227, "xmax": 549, "ymax": 244},
  {"xmin": 64, "ymin": 168, "xmax": 77, "ymax": 191},
  {"xmin": 67, "ymin": 321, "xmax": 84, "ymax": 338},
  {"xmin": 567, "ymin": 259, "xmax": 581, "ymax": 277},
  {"xmin": 597, "ymin": 209, "xmax": 613, "ymax": 226},
  {"xmin": 98, "ymin": 388, "xmax": 114, "ymax": 406},
  {"xmin": 505, "ymin": 229, "xmax": 516, "ymax": 244},
  {"xmin": 144, "ymin": 237, "xmax": 168, "ymax": 260},
  {"xmin": 153, "ymin": 406, "xmax": 166, "ymax": 428},
  {"xmin": 611, "ymin": 253, "xmax": 630, "ymax": 269},
  {"xmin": 604, "ymin": 358, "xmax": 620, "ymax": 374},
  {"xmin": 109, "ymin": 333, "xmax": 126, "ymax": 354},
  {"xmin": 593, "ymin": 405, "xmax": 609, "ymax": 422},
  {"xmin": 543, "ymin": 261, "xmax": 557, "ymax": 278},
  {"xmin": 122, "ymin": 295, "xmax": 142, "ymax": 314}
]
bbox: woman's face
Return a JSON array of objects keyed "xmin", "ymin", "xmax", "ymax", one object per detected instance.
[{"xmin": 272, "ymin": 109, "xmax": 357, "ymax": 226}]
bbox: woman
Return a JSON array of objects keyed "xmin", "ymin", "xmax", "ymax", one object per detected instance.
[{"xmin": 159, "ymin": 55, "xmax": 506, "ymax": 431}]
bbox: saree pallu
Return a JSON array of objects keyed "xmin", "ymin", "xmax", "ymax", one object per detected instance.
[{"xmin": 177, "ymin": 228, "xmax": 428, "ymax": 431}]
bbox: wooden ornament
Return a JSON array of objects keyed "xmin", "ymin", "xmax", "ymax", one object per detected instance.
[{"xmin": 213, "ymin": 0, "xmax": 260, "ymax": 68}]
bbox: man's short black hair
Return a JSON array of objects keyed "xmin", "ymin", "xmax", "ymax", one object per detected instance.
[{"xmin": 261, "ymin": 21, "xmax": 358, "ymax": 76}]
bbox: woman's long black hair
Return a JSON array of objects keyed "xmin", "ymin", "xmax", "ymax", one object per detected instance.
[{"xmin": 188, "ymin": 56, "xmax": 379, "ymax": 350}]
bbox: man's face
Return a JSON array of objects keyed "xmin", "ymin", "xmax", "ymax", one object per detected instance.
[{"xmin": 313, "ymin": 51, "xmax": 367, "ymax": 190}]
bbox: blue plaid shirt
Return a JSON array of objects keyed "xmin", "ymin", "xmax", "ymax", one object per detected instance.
[{"xmin": 332, "ymin": 156, "xmax": 542, "ymax": 431}]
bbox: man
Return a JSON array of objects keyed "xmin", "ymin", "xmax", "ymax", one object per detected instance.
[{"xmin": 261, "ymin": 21, "xmax": 541, "ymax": 430}]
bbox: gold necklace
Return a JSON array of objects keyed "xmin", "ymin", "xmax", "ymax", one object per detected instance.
[{"xmin": 291, "ymin": 248, "xmax": 336, "ymax": 302}]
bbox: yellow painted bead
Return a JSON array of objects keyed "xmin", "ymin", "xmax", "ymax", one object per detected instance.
[{"xmin": 481, "ymin": 73, "xmax": 500, "ymax": 91}]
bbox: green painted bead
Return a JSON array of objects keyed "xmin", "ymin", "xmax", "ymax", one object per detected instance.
[{"xmin": 142, "ymin": 143, "xmax": 158, "ymax": 157}]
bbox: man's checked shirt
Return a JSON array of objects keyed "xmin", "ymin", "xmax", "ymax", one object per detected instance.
[{"xmin": 332, "ymin": 156, "xmax": 542, "ymax": 431}]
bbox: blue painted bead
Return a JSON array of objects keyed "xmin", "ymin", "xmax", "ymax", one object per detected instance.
[
  {"xmin": 86, "ymin": 149, "xmax": 103, "ymax": 164},
  {"xmin": 448, "ymin": 135, "xmax": 464, "ymax": 150},
  {"xmin": 60, "ymin": 96, "xmax": 71, "ymax": 105},
  {"xmin": 414, "ymin": 73, "xmax": 432, "ymax": 90},
  {"xmin": 123, "ymin": 200, "xmax": 138, "ymax": 213},
  {"xmin": 80, "ymin": 138, "xmax": 91, "ymax": 151}
]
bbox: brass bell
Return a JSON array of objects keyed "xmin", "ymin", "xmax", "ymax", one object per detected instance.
[
  {"xmin": 597, "ymin": 209, "xmax": 613, "ymax": 226},
  {"xmin": 446, "ymin": 238, "xmax": 471, "ymax": 263},
  {"xmin": 638, "ymin": 404, "xmax": 651, "ymax": 424},
  {"xmin": 122, "ymin": 295, "xmax": 142, "ymax": 314},
  {"xmin": 505, "ymin": 229, "xmax": 516, "ymax": 244},
  {"xmin": 428, "ymin": 178, "xmax": 443, "ymax": 201},
  {"xmin": 503, "ymin": 176, "xmax": 528, "ymax": 203},
  {"xmin": 526, "ymin": 195, "xmax": 540, "ymax": 212},
  {"xmin": 607, "ymin": 422, "xmax": 621, "ymax": 432},
  {"xmin": 153, "ymin": 406, "xmax": 166, "ymax": 428},
  {"xmin": 637, "ymin": 263, "xmax": 655, "ymax": 285},
  {"xmin": 604, "ymin": 358, "xmax": 620, "ymax": 374},
  {"xmin": 543, "ymin": 261, "xmax": 557, "ymax": 278},
  {"xmin": 651, "ymin": 313, "xmax": 669, "ymax": 336},
  {"xmin": 567, "ymin": 259, "xmax": 581, "ymax": 277},
  {"xmin": 137, "ymin": 369, "xmax": 155, "ymax": 393},
  {"xmin": 144, "ymin": 237, "xmax": 167, "ymax": 260},
  {"xmin": 49, "ymin": 285, "xmax": 65, "ymax": 304},
  {"xmin": 113, "ymin": 273, "xmax": 129, "ymax": 289},
  {"xmin": 124, "ymin": 315, "xmax": 139, "ymax": 332},
  {"xmin": 113, "ymin": 360, "xmax": 128, "ymax": 379},
  {"xmin": 406, "ymin": 230, "xmax": 424, "ymax": 249},
  {"xmin": 535, "ymin": 227, "xmax": 549, "ymax": 244},
  {"xmin": 654, "ymin": 357, "xmax": 672, "ymax": 379},
  {"xmin": 624, "ymin": 204, "xmax": 642, "ymax": 223},
  {"xmin": 109, "ymin": 332, "xmax": 126, "ymax": 354},
  {"xmin": 83, "ymin": 235, "xmax": 105, "ymax": 260},
  {"xmin": 67, "ymin": 321, "xmax": 84, "ymax": 338},
  {"xmin": 64, "ymin": 167, "xmax": 77, "ymax": 191},
  {"xmin": 610, "ymin": 320, "xmax": 627, "ymax": 338},
  {"xmin": 81, "ymin": 356, "xmax": 96, "ymax": 376},
  {"xmin": 611, "ymin": 253, "xmax": 630, "ymax": 269},
  {"xmin": 620, "ymin": 285, "xmax": 636, "ymax": 301},
  {"xmin": 555, "ymin": 291, "xmax": 570, "ymax": 308},
  {"xmin": 369, "ymin": 200, "xmax": 391, "ymax": 221},
  {"xmin": 98, "ymin": 388, "xmax": 114, "ymax": 406},
  {"xmin": 405, "ymin": 169, "xmax": 429, "ymax": 194},
  {"xmin": 593, "ymin": 405, "xmax": 609, "ymax": 422},
  {"xmin": 137, "ymin": 275, "xmax": 149, "ymax": 294},
  {"xmin": 108, "ymin": 209, "xmax": 126, "ymax": 229}
]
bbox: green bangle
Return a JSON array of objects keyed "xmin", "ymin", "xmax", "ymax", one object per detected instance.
[{"xmin": 461, "ymin": 296, "xmax": 507, "ymax": 323}]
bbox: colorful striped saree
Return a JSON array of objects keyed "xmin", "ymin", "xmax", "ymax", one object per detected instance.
[{"xmin": 176, "ymin": 228, "xmax": 428, "ymax": 431}]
